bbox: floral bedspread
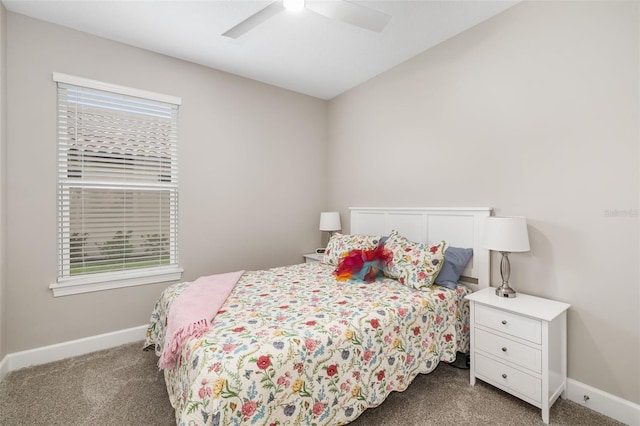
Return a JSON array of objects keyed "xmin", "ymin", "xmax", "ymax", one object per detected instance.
[{"xmin": 145, "ymin": 262, "xmax": 470, "ymax": 425}]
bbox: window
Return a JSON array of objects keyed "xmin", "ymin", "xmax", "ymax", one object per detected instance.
[{"xmin": 51, "ymin": 73, "xmax": 182, "ymax": 296}]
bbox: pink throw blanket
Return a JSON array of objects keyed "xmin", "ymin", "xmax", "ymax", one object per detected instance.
[{"xmin": 158, "ymin": 270, "xmax": 245, "ymax": 369}]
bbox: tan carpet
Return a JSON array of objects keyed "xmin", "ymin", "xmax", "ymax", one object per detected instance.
[{"xmin": 0, "ymin": 342, "xmax": 623, "ymax": 425}]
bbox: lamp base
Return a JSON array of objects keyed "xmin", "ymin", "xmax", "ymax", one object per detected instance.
[
  {"xmin": 496, "ymin": 252, "xmax": 517, "ymax": 297},
  {"xmin": 495, "ymin": 284, "xmax": 517, "ymax": 298}
]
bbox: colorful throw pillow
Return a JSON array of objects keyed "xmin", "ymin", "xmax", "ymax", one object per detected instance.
[
  {"xmin": 383, "ymin": 230, "xmax": 448, "ymax": 289},
  {"xmin": 334, "ymin": 246, "xmax": 392, "ymax": 283},
  {"xmin": 323, "ymin": 233, "xmax": 382, "ymax": 266},
  {"xmin": 435, "ymin": 247, "xmax": 473, "ymax": 290}
]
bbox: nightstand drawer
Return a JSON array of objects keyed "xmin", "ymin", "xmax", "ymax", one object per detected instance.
[
  {"xmin": 475, "ymin": 353, "xmax": 542, "ymax": 404},
  {"xmin": 475, "ymin": 328, "xmax": 542, "ymax": 373},
  {"xmin": 475, "ymin": 304, "xmax": 542, "ymax": 344}
]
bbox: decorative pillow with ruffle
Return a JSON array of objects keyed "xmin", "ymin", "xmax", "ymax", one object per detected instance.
[{"xmin": 334, "ymin": 246, "xmax": 392, "ymax": 283}]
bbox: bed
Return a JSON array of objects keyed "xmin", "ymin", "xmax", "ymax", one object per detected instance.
[{"xmin": 145, "ymin": 207, "xmax": 491, "ymax": 425}]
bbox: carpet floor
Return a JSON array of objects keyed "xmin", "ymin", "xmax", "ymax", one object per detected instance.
[{"xmin": 0, "ymin": 342, "xmax": 623, "ymax": 425}]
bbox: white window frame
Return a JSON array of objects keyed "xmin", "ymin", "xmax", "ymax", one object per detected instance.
[{"xmin": 50, "ymin": 73, "xmax": 183, "ymax": 297}]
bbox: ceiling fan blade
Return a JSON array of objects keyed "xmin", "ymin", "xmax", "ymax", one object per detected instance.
[
  {"xmin": 307, "ymin": 1, "xmax": 391, "ymax": 33},
  {"xmin": 222, "ymin": 1, "xmax": 286, "ymax": 39}
]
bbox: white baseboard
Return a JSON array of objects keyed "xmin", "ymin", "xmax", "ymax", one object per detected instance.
[
  {"xmin": 567, "ymin": 378, "xmax": 640, "ymax": 425},
  {"xmin": 0, "ymin": 325, "xmax": 148, "ymax": 383},
  {"xmin": 0, "ymin": 352, "xmax": 9, "ymax": 383}
]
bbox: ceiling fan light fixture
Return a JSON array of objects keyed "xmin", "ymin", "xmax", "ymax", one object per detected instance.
[{"xmin": 283, "ymin": 0, "xmax": 305, "ymax": 12}]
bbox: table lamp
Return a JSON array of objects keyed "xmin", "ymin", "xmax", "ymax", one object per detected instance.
[
  {"xmin": 319, "ymin": 211, "xmax": 341, "ymax": 237},
  {"xmin": 482, "ymin": 216, "xmax": 530, "ymax": 298},
  {"xmin": 318, "ymin": 212, "xmax": 341, "ymax": 252}
]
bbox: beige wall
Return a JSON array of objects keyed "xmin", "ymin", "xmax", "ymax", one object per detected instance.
[
  {"xmin": 327, "ymin": 1, "xmax": 639, "ymax": 404},
  {"xmin": 4, "ymin": 13, "xmax": 327, "ymax": 354},
  {"xmin": 0, "ymin": 3, "xmax": 6, "ymax": 360}
]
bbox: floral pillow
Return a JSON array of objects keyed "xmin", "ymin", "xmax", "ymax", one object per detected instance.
[
  {"xmin": 323, "ymin": 232, "xmax": 382, "ymax": 266},
  {"xmin": 383, "ymin": 230, "xmax": 449, "ymax": 289}
]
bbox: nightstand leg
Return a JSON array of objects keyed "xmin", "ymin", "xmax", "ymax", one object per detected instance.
[
  {"xmin": 542, "ymin": 388, "xmax": 550, "ymax": 424},
  {"xmin": 469, "ymin": 303, "xmax": 476, "ymax": 386},
  {"xmin": 469, "ymin": 353, "xmax": 476, "ymax": 385}
]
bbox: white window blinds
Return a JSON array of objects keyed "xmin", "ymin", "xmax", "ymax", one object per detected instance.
[{"xmin": 55, "ymin": 74, "xmax": 180, "ymax": 290}]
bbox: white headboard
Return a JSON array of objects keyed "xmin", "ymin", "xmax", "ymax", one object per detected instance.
[{"xmin": 350, "ymin": 207, "xmax": 491, "ymax": 292}]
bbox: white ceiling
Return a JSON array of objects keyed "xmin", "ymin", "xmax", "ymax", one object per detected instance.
[{"xmin": 2, "ymin": 0, "xmax": 519, "ymax": 100}]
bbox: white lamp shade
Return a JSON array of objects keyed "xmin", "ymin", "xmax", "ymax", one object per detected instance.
[
  {"xmin": 482, "ymin": 216, "xmax": 530, "ymax": 252},
  {"xmin": 319, "ymin": 212, "xmax": 341, "ymax": 232}
]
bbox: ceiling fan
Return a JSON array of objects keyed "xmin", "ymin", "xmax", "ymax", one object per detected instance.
[{"xmin": 222, "ymin": 0, "xmax": 391, "ymax": 39}]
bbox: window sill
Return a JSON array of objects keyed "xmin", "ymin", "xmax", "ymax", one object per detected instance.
[{"xmin": 50, "ymin": 266, "xmax": 183, "ymax": 297}]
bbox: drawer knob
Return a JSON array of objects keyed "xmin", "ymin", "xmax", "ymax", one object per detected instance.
[
  {"xmin": 502, "ymin": 373, "xmax": 507, "ymax": 379},
  {"xmin": 501, "ymin": 320, "xmax": 507, "ymax": 325},
  {"xmin": 501, "ymin": 347, "xmax": 507, "ymax": 352}
]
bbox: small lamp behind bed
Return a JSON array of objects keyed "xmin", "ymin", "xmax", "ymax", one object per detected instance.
[
  {"xmin": 318, "ymin": 212, "xmax": 341, "ymax": 252},
  {"xmin": 482, "ymin": 216, "xmax": 530, "ymax": 298}
]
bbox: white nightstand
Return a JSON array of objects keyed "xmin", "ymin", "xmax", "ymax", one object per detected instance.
[
  {"xmin": 303, "ymin": 253, "xmax": 324, "ymax": 263},
  {"xmin": 465, "ymin": 287, "xmax": 570, "ymax": 424}
]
